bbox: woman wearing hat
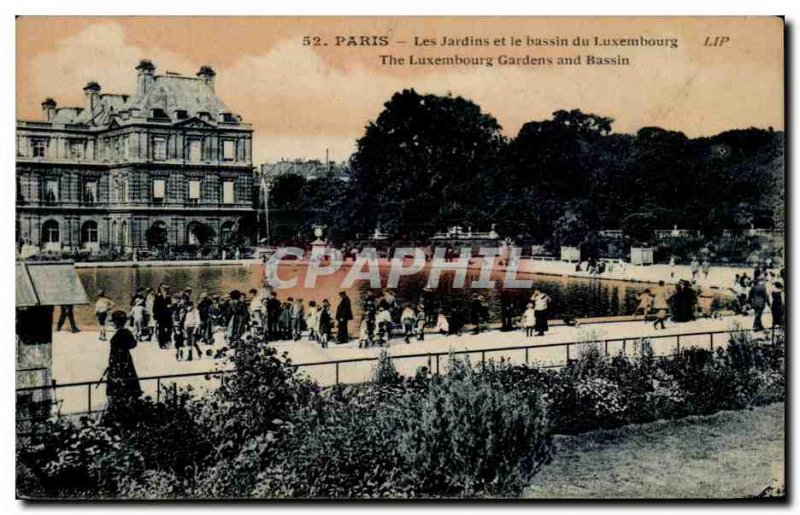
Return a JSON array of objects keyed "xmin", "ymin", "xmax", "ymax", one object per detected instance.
[{"xmin": 106, "ymin": 310, "xmax": 142, "ymax": 410}]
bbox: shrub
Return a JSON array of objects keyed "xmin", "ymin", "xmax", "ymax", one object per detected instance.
[{"xmin": 388, "ymin": 364, "xmax": 552, "ymax": 497}]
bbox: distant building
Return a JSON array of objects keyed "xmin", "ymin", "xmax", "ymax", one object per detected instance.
[
  {"xmin": 260, "ymin": 159, "xmax": 350, "ymax": 183},
  {"xmin": 16, "ymin": 59, "xmax": 256, "ymax": 254}
]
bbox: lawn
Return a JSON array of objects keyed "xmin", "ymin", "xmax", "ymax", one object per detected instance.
[{"xmin": 525, "ymin": 403, "xmax": 785, "ymax": 499}]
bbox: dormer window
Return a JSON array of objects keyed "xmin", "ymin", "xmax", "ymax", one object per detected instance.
[
  {"xmin": 174, "ymin": 109, "xmax": 188, "ymax": 120},
  {"xmin": 197, "ymin": 111, "xmax": 211, "ymax": 122},
  {"xmin": 150, "ymin": 108, "xmax": 168, "ymax": 119},
  {"xmin": 31, "ymin": 138, "xmax": 47, "ymax": 158}
]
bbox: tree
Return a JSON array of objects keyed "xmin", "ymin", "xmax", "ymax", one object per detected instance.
[
  {"xmin": 622, "ymin": 212, "xmax": 657, "ymax": 246},
  {"xmin": 350, "ymin": 89, "xmax": 504, "ymax": 239}
]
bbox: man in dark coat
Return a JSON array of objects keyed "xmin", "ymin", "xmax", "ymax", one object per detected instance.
[
  {"xmin": 748, "ymin": 278, "xmax": 770, "ymax": 331},
  {"xmin": 152, "ymin": 284, "xmax": 173, "ymax": 348},
  {"xmin": 335, "ymin": 291, "xmax": 354, "ymax": 344},
  {"xmin": 266, "ymin": 291, "xmax": 281, "ymax": 340}
]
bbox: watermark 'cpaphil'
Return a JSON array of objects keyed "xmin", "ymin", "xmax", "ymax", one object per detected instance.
[{"xmin": 265, "ymin": 246, "xmax": 536, "ymax": 289}]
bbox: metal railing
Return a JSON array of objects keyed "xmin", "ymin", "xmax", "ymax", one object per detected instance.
[{"xmin": 16, "ymin": 327, "xmax": 779, "ymax": 420}]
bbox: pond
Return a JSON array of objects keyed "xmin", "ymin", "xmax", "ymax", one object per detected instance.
[{"xmin": 68, "ymin": 263, "xmax": 731, "ymax": 329}]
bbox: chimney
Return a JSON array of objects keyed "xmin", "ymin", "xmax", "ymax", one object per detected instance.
[
  {"xmin": 41, "ymin": 98, "xmax": 57, "ymax": 122},
  {"xmin": 135, "ymin": 59, "xmax": 156, "ymax": 97},
  {"xmin": 197, "ymin": 65, "xmax": 216, "ymax": 92},
  {"xmin": 83, "ymin": 82, "xmax": 101, "ymax": 121}
]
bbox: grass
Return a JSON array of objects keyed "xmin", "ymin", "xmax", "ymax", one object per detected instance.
[{"xmin": 525, "ymin": 403, "xmax": 785, "ymax": 499}]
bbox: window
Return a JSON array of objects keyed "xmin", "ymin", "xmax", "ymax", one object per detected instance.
[
  {"xmin": 41, "ymin": 220, "xmax": 59, "ymax": 244},
  {"xmin": 81, "ymin": 221, "xmax": 98, "ymax": 244},
  {"xmin": 32, "ymin": 139, "xmax": 47, "ymax": 158},
  {"xmin": 69, "ymin": 141, "xmax": 84, "ymax": 160},
  {"xmin": 188, "ymin": 139, "xmax": 202, "ymax": 162},
  {"xmin": 222, "ymin": 140, "xmax": 235, "ymax": 161},
  {"xmin": 223, "ymin": 181, "xmax": 234, "ymax": 204},
  {"xmin": 84, "ymin": 181, "xmax": 97, "ymax": 204},
  {"xmin": 153, "ymin": 179, "xmax": 166, "ymax": 201},
  {"xmin": 153, "ymin": 138, "xmax": 167, "ymax": 160},
  {"xmin": 189, "ymin": 180, "xmax": 201, "ymax": 203},
  {"xmin": 44, "ymin": 179, "xmax": 59, "ymax": 204}
]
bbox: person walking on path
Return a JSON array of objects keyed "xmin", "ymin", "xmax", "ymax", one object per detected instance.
[
  {"xmin": 748, "ymin": 278, "xmax": 771, "ymax": 332},
  {"xmin": 266, "ymin": 291, "xmax": 281, "ymax": 340},
  {"xmin": 197, "ymin": 292, "xmax": 213, "ymax": 345},
  {"xmin": 532, "ymin": 290, "xmax": 551, "ymax": 336},
  {"xmin": 335, "ymin": 292, "xmax": 354, "ymax": 344},
  {"xmin": 690, "ymin": 257, "xmax": 700, "ymax": 280},
  {"xmin": 771, "ymin": 282, "xmax": 784, "ymax": 329},
  {"xmin": 635, "ymin": 289, "xmax": 653, "ymax": 322},
  {"xmin": 95, "ymin": 290, "xmax": 114, "ymax": 341},
  {"xmin": 318, "ymin": 300, "xmax": 333, "ymax": 348},
  {"xmin": 290, "ymin": 298, "xmax": 305, "ymax": 341},
  {"xmin": 652, "ymin": 281, "xmax": 669, "ymax": 330},
  {"xmin": 153, "ymin": 284, "xmax": 173, "ymax": 349},
  {"xmin": 415, "ymin": 305, "xmax": 426, "ymax": 341},
  {"xmin": 669, "ymin": 256, "xmax": 676, "ymax": 278},
  {"xmin": 522, "ymin": 302, "xmax": 536, "ymax": 337},
  {"xmin": 182, "ymin": 301, "xmax": 203, "ymax": 361},
  {"xmin": 57, "ymin": 304, "xmax": 80, "ymax": 333},
  {"xmin": 701, "ymin": 258, "xmax": 711, "ymax": 280},
  {"xmin": 131, "ymin": 298, "xmax": 146, "ymax": 341},
  {"xmin": 470, "ymin": 295, "xmax": 488, "ymax": 335},
  {"xmin": 106, "ymin": 310, "xmax": 142, "ymax": 411},
  {"xmin": 226, "ymin": 290, "xmax": 250, "ymax": 346},
  {"xmin": 401, "ymin": 303, "xmax": 416, "ymax": 344}
]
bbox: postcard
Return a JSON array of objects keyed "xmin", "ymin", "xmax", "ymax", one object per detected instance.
[{"xmin": 15, "ymin": 16, "xmax": 784, "ymax": 500}]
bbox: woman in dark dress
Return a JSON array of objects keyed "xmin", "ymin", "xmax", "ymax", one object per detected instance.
[
  {"xmin": 771, "ymin": 282, "xmax": 784, "ymax": 329},
  {"xmin": 106, "ymin": 310, "xmax": 142, "ymax": 407}
]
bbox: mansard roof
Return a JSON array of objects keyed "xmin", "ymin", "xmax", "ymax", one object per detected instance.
[{"xmin": 128, "ymin": 74, "xmax": 232, "ymax": 121}]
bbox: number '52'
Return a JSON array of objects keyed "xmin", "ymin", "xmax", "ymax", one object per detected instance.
[{"xmin": 303, "ymin": 36, "xmax": 323, "ymax": 46}]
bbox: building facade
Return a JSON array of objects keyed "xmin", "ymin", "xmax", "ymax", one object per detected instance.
[{"xmin": 16, "ymin": 60, "xmax": 255, "ymax": 255}]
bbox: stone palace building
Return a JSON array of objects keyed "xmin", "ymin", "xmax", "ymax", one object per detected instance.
[{"xmin": 16, "ymin": 59, "xmax": 255, "ymax": 255}]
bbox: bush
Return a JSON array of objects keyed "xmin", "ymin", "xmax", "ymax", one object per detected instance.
[{"xmin": 17, "ymin": 329, "xmax": 784, "ymax": 499}]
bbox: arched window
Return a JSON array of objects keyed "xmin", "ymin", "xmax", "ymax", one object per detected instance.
[
  {"xmin": 121, "ymin": 221, "xmax": 128, "ymax": 246},
  {"xmin": 81, "ymin": 220, "xmax": 98, "ymax": 244},
  {"xmin": 42, "ymin": 220, "xmax": 59, "ymax": 243}
]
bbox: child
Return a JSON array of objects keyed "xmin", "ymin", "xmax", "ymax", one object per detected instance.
[
  {"xmin": 522, "ymin": 302, "xmax": 536, "ymax": 337},
  {"xmin": 291, "ymin": 298, "xmax": 305, "ymax": 341},
  {"xmin": 183, "ymin": 301, "xmax": 202, "ymax": 361},
  {"xmin": 358, "ymin": 317, "xmax": 370, "ymax": 348},
  {"xmin": 95, "ymin": 290, "xmax": 114, "ymax": 342},
  {"xmin": 318, "ymin": 302, "xmax": 332, "ymax": 348},
  {"xmin": 172, "ymin": 296, "xmax": 186, "ymax": 360},
  {"xmin": 131, "ymin": 298, "xmax": 146, "ymax": 341},
  {"xmin": 435, "ymin": 310, "xmax": 450, "ymax": 336},
  {"xmin": 401, "ymin": 303, "xmax": 416, "ymax": 344},
  {"xmin": 278, "ymin": 301, "xmax": 292, "ymax": 340},
  {"xmin": 376, "ymin": 305, "xmax": 393, "ymax": 345},
  {"xmin": 415, "ymin": 306, "xmax": 426, "ymax": 341},
  {"xmin": 306, "ymin": 300, "xmax": 318, "ymax": 341}
]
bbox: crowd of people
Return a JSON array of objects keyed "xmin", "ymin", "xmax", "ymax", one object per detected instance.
[
  {"xmin": 91, "ymin": 282, "xmax": 561, "ymax": 356},
  {"xmin": 633, "ymin": 262, "xmax": 785, "ymax": 332}
]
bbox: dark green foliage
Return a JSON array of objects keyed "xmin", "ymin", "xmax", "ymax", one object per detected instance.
[
  {"xmin": 17, "ymin": 332, "xmax": 783, "ymax": 499},
  {"xmin": 264, "ymin": 91, "xmax": 782, "ymax": 253}
]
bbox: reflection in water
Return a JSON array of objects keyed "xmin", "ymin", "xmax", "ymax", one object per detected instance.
[{"xmin": 71, "ymin": 264, "xmax": 728, "ymax": 328}]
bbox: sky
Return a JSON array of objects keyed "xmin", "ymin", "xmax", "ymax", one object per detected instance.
[{"xmin": 17, "ymin": 16, "xmax": 784, "ymax": 165}]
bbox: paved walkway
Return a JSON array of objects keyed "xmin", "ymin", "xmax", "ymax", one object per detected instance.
[{"xmin": 48, "ymin": 312, "xmax": 775, "ymax": 415}]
